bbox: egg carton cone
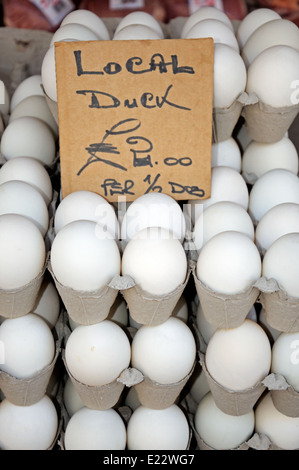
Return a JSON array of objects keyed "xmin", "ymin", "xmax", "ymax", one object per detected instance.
[
  {"xmin": 242, "ymin": 94, "xmax": 299, "ymax": 144},
  {"xmin": 0, "ymin": 312, "xmax": 64, "ymax": 406},
  {"xmin": 120, "ymin": 269, "xmax": 191, "ymax": 327},
  {"xmin": 198, "ymin": 351, "xmax": 267, "ymax": 416},
  {"xmin": 0, "ymin": 344, "xmax": 61, "ymax": 406},
  {"xmin": 191, "ymin": 262, "xmax": 260, "ymax": 329},
  {"xmin": 47, "ymin": 260, "xmax": 119, "ymax": 325},
  {"xmin": 132, "ymin": 362, "xmax": 195, "ymax": 410},
  {"xmin": 263, "ymin": 373, "xmax": 299, "ymax": 418},
  {"xmin": 192, "ymin": 425, "xmax": 251, "ymax": 451},
  {"xmin": 255, "ymin": 277, "xmax": 299, "ymax": 333},
  {"xmin": 212, "ymin": 93, "xmax": 247, "ymax": 143},
  {"xmin": 61, "ymin": 351, "xmax": 143, "ymax": 410},
  {"xmin": 0, "ymin": 261, "xmax": 47, "ymax": 319}
]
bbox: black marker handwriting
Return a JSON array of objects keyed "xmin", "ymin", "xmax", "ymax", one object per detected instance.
[{"xmin": 77, "ymin": 118, "xmax": 141, "ymax": 175}]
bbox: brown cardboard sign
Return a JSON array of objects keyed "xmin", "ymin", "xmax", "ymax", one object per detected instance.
[{"xmin": 55, "ymin": 38, "xmax": 214, "ymax": 202}]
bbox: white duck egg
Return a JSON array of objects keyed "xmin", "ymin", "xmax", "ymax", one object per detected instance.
[
  {"xmin": 127, "ymin": 404, "xmax": 190, "ymax": 450},
  {"xmin": 41, "ymin": 39, "xmax": 77, "ymax": 103},
  {"xmin": 0, "ymin": 313, "xmax": 55, "ymax": 379},
  {"xmin": 192, "ymin": 201, "xmax": 254, "ymax": 252},
  {"xmin": 0, "ymin": 116, "xmax": 56, "ymax": 166},
  {"xmin": 255, "ymin": 392, "xmax": 299, "ymax": 450},
  {"xmin": 9, "ymin": 95, "xmax": 58, "ymax": 139},
  {"xmin": 242, "ymin": 137, "xmax": 299, "ymax": 184},
  {"xmin": 50, "ymin": 23, "xmax": 99, "ymax": 46},
  {"xmin": 262, "ymin": 232, "xmax": 299, "ymax": 298},
  {"xmin": 205, "ymin": 319, "xmax": 271, "ymax": 391},
  {"xmin": 196, "ymin": 231, "xmax": 261, "ymax": 295},
  {"xmin": 41, "ymin": 45, "xmax": 57, "ymax": 102},
  {"xmin": 64, "ymin": 407, "xmax": 126, "ymax": 450},
  {"xmin": 248, "ymin": 169, "xmax": 299, "ymax": 225},
  {"xmin": 241, "ymin": 19, "xmax": 299, "ymax": 68},
  {"xmin": 0, "ymin": 395, "xmax": 58, "ymax": 450},
  {"xmin": 246, "ymin": 45, "xmax": 299, "ymax": 107},
  {"xmin": 0, "ymin": 214, "xmax": 46, "ymax": 289},
  {"xmin": 0, "ymin": 156, "xmax": 53, "ymax": 206},
  {"xmin": 271, "ymin": 331, "xmax": 299, "ymax": 391},
  {"xmin": 120, "ymin": 192, "xmax": 186, "ymax": 243},
  {"xmin": 113, "ymin": 24, "xmax": 161, "ymax": 40},
  {"xmin": 113, "ymin": 11, "xmax": 164, "ymax": 39},
  {"xmin": 236, "ymin": 8, "xmax": 281, "ymax": 50},
  {"xmin": 188, "ymin": 166, "xmax": 249, "ymax": 226},
  {"xmin": 181, "ymin": 5, "xmax": 234, "ymax": 38},
  {"xmin": 255, "ymin": 203, "xmax": 299, "ymax": 254},
  {"xmin": 121, "ymin": 227, "xmax": 187, "ymax": 296},
  {"xmin": 185, "ymin": 18, "xmax": 239, "ymax": 52},
  {"xmin": 131, "ymin": 316, "xmax": 196, "ymax": 384},
  {"xmin": 213, "ymin": 43, "xmax": 246, "ymax": 108},
  {"xmin": 10, "ymin": 75, "xmax": 43, "ymax": 112},
  {"xmin": 50, "ymin": 220, "xmax": 120, "ymax": 292},
  {"xmin": 194, "ymin": 392, "xmax": 255, "ymax": 449},
  {"xmin": 211, "ymin": 137, "xmax": 242, "ymax": 171},
  {"xmin": 54, "ymin": 190, "xmax": 119, "ymax": 238},
  {"xmin": 60, "ymin": 9, "xmax": 110, "ymax": 40},
  {"xmin": 65, "ymin": 320, "xmax": 131, "ymax": 386},
  {"xmin": 0, "ymin": 180, "xmax": 49, "ymax": 237}
]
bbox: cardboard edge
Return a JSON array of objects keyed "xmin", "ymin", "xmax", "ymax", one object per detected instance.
[
  {"xmin": 121, "ymin": 267, "xmax": 191, "ymax": 326},
  {"xmin": 192, "ymin": 264, "xmax": 260, "ymax": 329},
  {"xmin": 198, "ymin": 351, "xmax": 266, "ymax": 416},
  {"xmin": 47, "ymin": 259, "xmax": 119, "ymax": 325},
  {"xmin": 242, "ymin": 100, "xmax": 299, "ymax": 144},
  {"xmin": 258, "ymin": 280, "xmax": 299, "ymax": 333},
  {"xmin": 0, "ymin": 343, "xmax": 61, "ymax": 406},
  {"xmin": 133, "ymin": 360, "xmax": 196, "ymax": 410},
  {"xmin": 0, "ymin": 259, "xmax": 47, "ymax": 318},
  {"xmin": 62, "ymin": 350, "xmax": 125, "ymax": 410}
]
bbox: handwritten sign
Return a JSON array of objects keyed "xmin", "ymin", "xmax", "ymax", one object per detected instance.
[{"xmin": 55, "ymin": 38, "xmax": 214, "ymax": 202}]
